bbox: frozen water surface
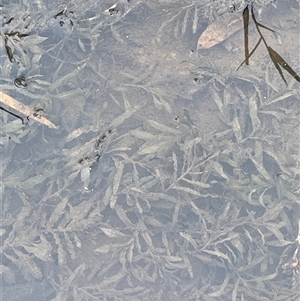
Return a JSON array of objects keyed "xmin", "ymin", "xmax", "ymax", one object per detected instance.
[{"xmin": 1, "ymin": 0, "xmax": 299, "ymax": 300}]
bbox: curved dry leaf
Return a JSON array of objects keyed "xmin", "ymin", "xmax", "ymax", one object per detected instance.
[{"xmin": 197, "ymin": 13, "xmax": 242, "ymax": 49}]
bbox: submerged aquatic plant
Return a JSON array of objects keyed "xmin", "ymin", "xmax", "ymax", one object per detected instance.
[{"xmin": 237, "ymin": 5, "xmax": 300, "ymax": 85}]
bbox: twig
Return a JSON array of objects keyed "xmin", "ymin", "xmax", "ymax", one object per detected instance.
[{"xmin": 0, "ymin": 91, "xmax": 58, "ymax": 129}]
